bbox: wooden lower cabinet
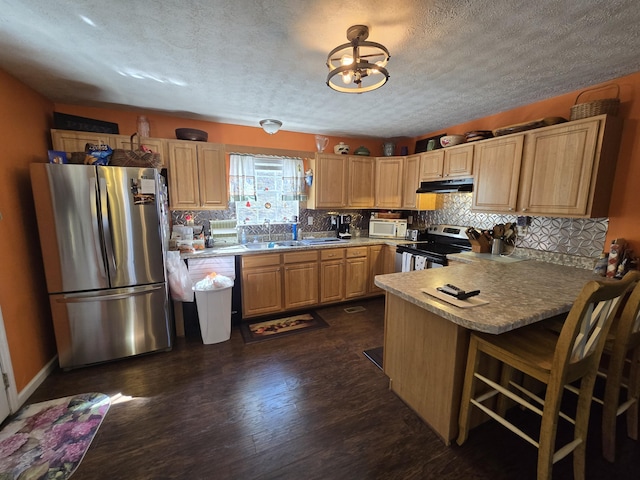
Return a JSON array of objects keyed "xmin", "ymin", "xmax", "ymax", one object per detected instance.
[
  {"xmin": 368, "ymin": 244, "xmax": 396, "ymax": 293},
  {"xmin": 241, "ymin": 245, "xmax": 387, "ymax": 318},
  {"xmin": 320, "ymin": 248, "xmax": 345, "ymax": 303},
  {"xmin": 345, "ymin": 247, "xmax": 369, "ymax": 298},
  {"xmin": 241, "ymin": 254, "xmax": 283, "ymax": 317},
  {"xmin": 283, "ymin": 251, "xmax": 319, "ymax": 309}
]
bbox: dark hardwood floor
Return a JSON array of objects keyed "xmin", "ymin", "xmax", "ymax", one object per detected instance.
[{"xmin": 27, "ymin": 297, "xmax": 639, "ymax": 479}]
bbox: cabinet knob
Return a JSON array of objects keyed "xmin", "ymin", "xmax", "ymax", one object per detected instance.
[
  {"xmin": 508, "ymin": 207, "xmax": 514, "ymax": 211},
  {"xmin": 522, "ymin": 208, "xmax": 527, "ymax": 212}
]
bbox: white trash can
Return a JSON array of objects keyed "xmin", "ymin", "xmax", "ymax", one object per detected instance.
[{"xmin": 194, "ymin": 285, "xmax": 233, "ymax": 344}]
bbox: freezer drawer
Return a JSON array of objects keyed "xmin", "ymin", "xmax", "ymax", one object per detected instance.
[{"xmin": 49, "ymin": 284, "xmax": 172, "ymax": 369}]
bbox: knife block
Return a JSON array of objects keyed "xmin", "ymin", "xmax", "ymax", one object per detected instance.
[{"xmin": 469, "ymin": 237, "xmax": 490, "ymax": 253}]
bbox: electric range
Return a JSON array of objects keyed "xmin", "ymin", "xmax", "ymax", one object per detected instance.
[{"xmin": 396, "ymin": 225, "xmax": 471, "ymax": 268}]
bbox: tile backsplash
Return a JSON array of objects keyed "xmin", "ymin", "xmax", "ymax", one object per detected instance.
[
  {"xmin": 415, "ymin": 193, "xmax": 608, "ymax": 259},
  {"xmin": 172, "ymin": 192, "xmax": 608, "ymax": 259}
]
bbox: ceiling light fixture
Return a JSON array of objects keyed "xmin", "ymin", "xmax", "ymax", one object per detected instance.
[
  {"xmin": 326, "ymin": 25, "xmax": 390, "ymax": 94},
  {"xmin": 259, "ymin": 119, "xmax": 282, "ymax": 135}
]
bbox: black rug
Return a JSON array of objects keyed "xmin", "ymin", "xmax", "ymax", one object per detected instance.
[
  {"xmin": 363, "ymin": 346, "xmax": 383, "ymax": 370},
  {"xmin": 240, "ymin": 311, "xmax": 328, "ymax": 344}
]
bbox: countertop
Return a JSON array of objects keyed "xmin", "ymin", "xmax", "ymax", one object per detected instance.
[
  {"xmin": 179, "ymin": 237, "xmax": 411, "ymax": 259},
  {"xmin": 374, "ymin": 260, "xmax": 603, "ymax": 334},
  {"xmin": 448, "ymin": 251, "xmax": 529, "ymax": 264}
]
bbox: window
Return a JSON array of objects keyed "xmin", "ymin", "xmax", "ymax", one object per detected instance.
[{"xmin": 230, "ymin": 154, "xmax": 304, "ymax": 225}]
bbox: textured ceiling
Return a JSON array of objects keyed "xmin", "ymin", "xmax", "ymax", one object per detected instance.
[{"xmin": 1, "ymin": 0, "xmax": 640, "ymax": 139}]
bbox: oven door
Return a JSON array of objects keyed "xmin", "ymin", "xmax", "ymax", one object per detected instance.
[{"xmin": 395, "ymin": 248, "xmax": 446, "ymax": 272}]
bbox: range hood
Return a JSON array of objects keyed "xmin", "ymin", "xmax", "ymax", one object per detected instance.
[{"xmin": 416, "ymin": 177, "xmax": 473, "ymax": 193}]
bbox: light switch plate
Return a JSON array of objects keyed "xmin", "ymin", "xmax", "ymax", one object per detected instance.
[{"xmin": 308, "ymin": 216, "xmax": 313, "ymax": 225}]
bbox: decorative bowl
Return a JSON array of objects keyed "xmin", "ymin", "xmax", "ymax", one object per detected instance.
[
  {"xmin": 175, "ymin": 128, "xmax": 208, "ymax": 142},
  {"xmin": 440, "ymin": 135, "xmax": 466, "ymax": 148},
  {"xmin": 334, "ymin": 142, "xmax": 349, "ymax": 154}
]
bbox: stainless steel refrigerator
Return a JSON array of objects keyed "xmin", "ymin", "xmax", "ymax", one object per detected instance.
[{"xmin": 31, "ymin": 163, "xmax": 172, "ymax": 369}]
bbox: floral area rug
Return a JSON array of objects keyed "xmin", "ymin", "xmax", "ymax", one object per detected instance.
[
  {"xmin": 240, "ymin": 311, "xmax": 329, "ymax": 344},
  {"xmin": 0, "ymin": 392, "xmax": 110, "ymax": 480}
]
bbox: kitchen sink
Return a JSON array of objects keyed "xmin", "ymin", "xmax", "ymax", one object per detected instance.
[
  {"xmin": 299, "ymin": 237, "xmax": 348, "ymax": 245},
  {"xmin": 242, "ymin": 238, "xmax": 348, "ymax": 250},
  {"xmin": 242, "ymin": 240, "xmax": 303, "ymax": 250}
]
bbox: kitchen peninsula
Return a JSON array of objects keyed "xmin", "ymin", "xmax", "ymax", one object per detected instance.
[{"xmin": 374, "ymin": 260, "xmax": 601, "ymax": 444}]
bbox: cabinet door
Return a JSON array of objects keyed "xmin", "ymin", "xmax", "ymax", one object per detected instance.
[
  {"xmin": 347, "ymin": 156, "xmax": 375, "ymax": 208},
  {"xmin": 51, "ymin": 129, "xmax": 115, "ymax": 154},
  {"xmin": 113, "ymin": 135, "xmax": 167, "ymax": 167},
  {"xmin": 402, "ymin": 154, "xmax": 421, "ymax": 209},
  {"xmin": 167, "ymin": 141, "xmax": 200, "ymax": 209},
  {"xmin": 375, "ymin": 157, "xmax": 404, "ymax": 208},
  {"xmin": 197, "ymin": 143, "xmax": 227, "ymax": 209},
  {"xmin": 518, "ymin": 119, "xmax": 600, "ymax": 217},
  {"xmin": 419, "ymin": 151, "xmax": 445, "ymax": 181},
  {"xmin": 443, "ymin": 144, "xmax": 474, "ymax": 178},
  {"xmin": 320, "ymin": 260, "xmax": 344, "ymax": 303},
  {"xmin": 346, "ymin": 256, "xmax": 369, "ymax": 298},
  {"xmin": 242, "ymin": 265, "xmax": 283, "ymax": 317},
  {"xmin": 368, "ymin": 245, "xmax": 387, "ymax": 293},
  {"xmin": 472, "ymin": 135, "xmax": 524, "ymax": 213},
  {"xmin": 315, "ymin": 154, "xmax": 347, "ymax": 208},
  {"xmin": 283, "ymin": 262, "xmax": 319, "ymax": 309}
]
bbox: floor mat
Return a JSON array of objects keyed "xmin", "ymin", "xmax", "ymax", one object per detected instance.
[
  {"xmin": 240, "ymin": 311, "xmax": 329, "ymax": 344},
  {"xmin": 0, "ymin": 392, "xmax": 110, "ymax": 479},
  {"xmin": 363, "ymin": 346, "xmax": 383, "ymax": 370}
]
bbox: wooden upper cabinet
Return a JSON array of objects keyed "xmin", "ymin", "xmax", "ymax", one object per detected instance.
[
  {"xmin": 443, "ymin": 144, "xmax": 474, "ymax": 178},
  {"xmin": 375, "ymin": 157, "xmax": 404, "ymax": 208},
  {"xmin": 419, "ymin": 151, "xmax": 445, "ymax": 181},
  {"xmin": 419, "ymin": 144, "xmax": 473, "ymax": 181},
  {"xmin": 167, "ymin": 140, "xmax": 227, "ymax": 210},
  {"xmin": 167, "ymin": 141, "xmax": 200, "ymax": 209},
  {"xmin": 517, "ymin": 116, "xmax": 620, "ymax": 217},
  {"xmin": 472, "ymin": 135, "xmax": 524, "ymax": 213},
  {"xmin": 347, "ymin": 156, "xmax": 375, "ymax": 208},
  {"xmin": 51, "ymin": 129, "xmax": 115, "ymax": 155},
  {"xmin": 402, "ymin": 154, "xmax": 422, "ymax": 209},
  {"xmin": 52, "ymin": 130, "xmax": 167, "ymax": 167},
  {"xmin": 471, "ymin": 115, "xmax": 622, "ymax": 218},
  {"xmin": 314, "ymin": 154, "xmax": 348, "ymax": 208},
  {"xmin": 197, "ymin": 143, "xmax": 227, "ymax": 208}
]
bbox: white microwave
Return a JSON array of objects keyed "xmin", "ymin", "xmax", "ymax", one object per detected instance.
[{"xmin": 369, "ymin": 219, "xmax": 408, "ymax": 239}]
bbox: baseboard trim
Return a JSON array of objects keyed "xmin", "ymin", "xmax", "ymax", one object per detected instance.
[{"xmin": 16, "ymin": 356, "xmax": 58, "ymax": 409}]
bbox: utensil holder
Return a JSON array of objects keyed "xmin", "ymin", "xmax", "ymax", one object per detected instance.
[{"xmin": 469, "ymin": 237, "xmax": 490, "ymax": 253}]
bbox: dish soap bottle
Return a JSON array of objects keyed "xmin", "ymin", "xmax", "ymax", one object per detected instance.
[{"xmin": 241, "ymin": 228, "xmax": 247, "ymax": 244}]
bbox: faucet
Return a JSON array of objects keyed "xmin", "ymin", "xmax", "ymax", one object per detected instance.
[{"xmin": 264, "ymin": 219, "xmax": 271, "ymax": 241}]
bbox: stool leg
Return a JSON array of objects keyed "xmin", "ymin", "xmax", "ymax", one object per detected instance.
[
  {"xmin": 537, "ymin": 379, "xmax": 564, "ymax": 480},
  {"xmin": 602, "ymin": 347, "xmax": 626, "ymax": 462},
  {"xmin": 573, "ymin": 370, "xmax": 599, "ymax": 480},
  {"xmin": 627, "ymin": 348, "xmax": 639, "ymax": 440},
  {"xmin": 457, "ymin": 335, "xmax": 482, "ymax": 446}
]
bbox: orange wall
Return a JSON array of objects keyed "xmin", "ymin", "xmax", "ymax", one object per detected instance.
[
  {"xmin": 53, "ymin": 104, "xmax": 386, "ymax": 157},
  {"xmin": 413, "ymin": 72, "xmax": 640, "ymax": 250},
  {"xmin": 0, "ymin": 69, "xmax": 57, "ymax": 391}
]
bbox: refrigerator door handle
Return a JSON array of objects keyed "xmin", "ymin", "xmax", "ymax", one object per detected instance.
[
  {"xmin": 99, "ymin": 177, "xmax": 117, "ymax": 274},
  {"xmin": 90, "ymin": 177, "xmax": 109, "ymax": 278},
  {"xmin": 55, "ymin": 284, "xmax": 165, "ymax": 303}
]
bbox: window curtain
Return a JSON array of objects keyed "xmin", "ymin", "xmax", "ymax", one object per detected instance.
[
  {"xmin": 229, "ymin": 154, "xmax": 256, "ymax": 201},
  {"xmin": 281, "ymin": 158, "xmax": 305, "ymax": 199}
]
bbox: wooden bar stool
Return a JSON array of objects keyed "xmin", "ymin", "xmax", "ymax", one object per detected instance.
[
  {"xmin": 600, "ymin": 279, "xmax": 640, "ymax": 462},
  {"xmin": 457, "ymin": 271, "xmax": 639, "ymax": 480}
]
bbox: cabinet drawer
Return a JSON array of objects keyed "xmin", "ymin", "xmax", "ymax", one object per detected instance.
[
  {"xmin": 283, "ymin": 250, "xmax": 319, "ymax": 264},
  {"xmin": 242, "ymin": 253, "xmax": 281, "ymax": 269},
  {"xmin": 346, "ymin": 247, "xmax": 368, "ymax": 258},
  {"xmin": 320, "ymin": 248, "xmax": 346, "ymax": 261}
]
